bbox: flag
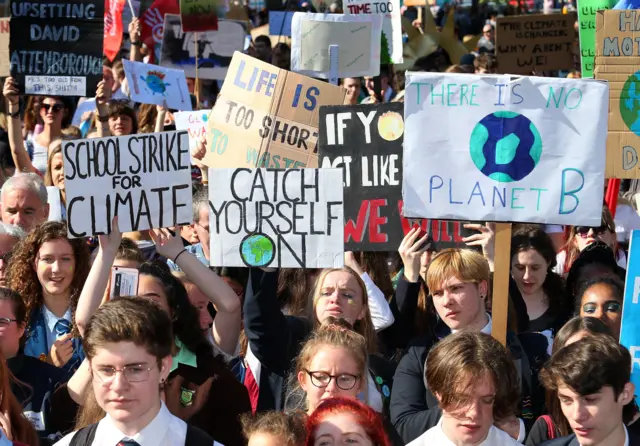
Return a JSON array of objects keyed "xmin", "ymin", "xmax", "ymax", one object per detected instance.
[
  {"xmin": 104, "ymin": 0, "xmax": 126, "ymax": 62},
  {"xmin": 140, "ymin": 0, "xmax": 179, "ymax": 63}
]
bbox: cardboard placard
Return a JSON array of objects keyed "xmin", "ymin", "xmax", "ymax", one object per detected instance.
[
  {"xmin": 0, "ymin": 19, "xmax": 9, "ymax": 78},
  {"xmin": 577, "ymin": 0, "xmax": 614, "ymax": 78},
  {"xmin": 202, "ymin": 51, "xmax": 348, "ymax": 170},
  {"xmin": 402, "ymin": 73, "xmax": 608, "ymax": 226},
  {"xmin": 123, "ymin": 59, "xmax": 193, "ymax": 110},
  {"xmin": 209, "ymin": 167, "xmax": 344, "ymax": 268},
  {"xmin": 62, "ymin": 131, "xmax": 193, "ymax": 237},
  {"xmin": 180, "ymin": 0, "xmax": 218, "ymax": 32},
  {"xmin": 595, "ymin": 10, "xmax": 640, "ymax": 179},
  {"xmin": 160, "ymin": 14, "xmax": 245, "ymax": 80},
  {"xmin": 9, "ymin": 0, "xmax": 105, "ymax": 97},
  {"xmin": 290, "ymin": 12, "xmax": 382, "ymax": 79},
  {"xmin": 319, "ymin": 102, "xmax": 471, "ymax": 251},
  {"xmin": 620, "ymin": 230, "xmax": 640, "ymax": 395},
  {"xmin": 344, "ymin": 0, "xmax": 403, "ymax": 64},
  {"xmin": 495, "ymin": 13, "xmax": 576, "ymax": 74}
]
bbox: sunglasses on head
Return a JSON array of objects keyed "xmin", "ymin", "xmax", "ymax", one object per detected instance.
[
  {"xmin": 42, "ymin": 103, "xmax": 64, "ymax": 113},
  {"xmin": 575, "ymin": 225, "xmax": 610, "ymax": 237}
]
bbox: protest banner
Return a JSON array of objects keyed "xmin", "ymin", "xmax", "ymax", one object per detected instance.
[
  {"xmin": 402, "ymin": 73, "xmax": 608, "ymax": 226},
  {"xmin": 318, "ymin": 102, "xmax": 471, "ymax": 251},
  {"xmin": 0, "ymin": 19, "xmax": 8, "ymax": 78},
  {"xmin": 123, "ymin": 59, "xmax": 192, "ymax": 110},
  {"xmin": 209, "ymin": 168, "xmax": 344, "ymax": 268},
  {"xmin": 577, "ymin": 0, "xmax": 613, "ymax": 78},
  {"xmin": 620, "ymin": 230, "xmax": 640, "ymax": 393},
  {"xmin": 595, "ymin": 10, "xmax": 640, "ymax": 179},
  {"xmin": 344, "ymin": 0, "xmax": 402, "ymax": 64},
  {"xmin": 175, "ymin": 110, "xmax": 209, "ymax": 151},
  {"xmin": 9, "ymin": 0, "xmax": 105, "ymax": 96},
  {"xmin": 140, "ymin": 0, "xmax": 179, "ymax": 62},
  {"xmin": 290, "ymin": 12, "xmax": 382, "ymax": 79},
  {"xmin": 495, "ymin": 13, "xmax": 575, "ymax": 74},
  {"xmin": 160, "ymin": 14, "xmax": 245, "ymax": 80},
  {"xmin": 179, "ymin": 0, "xmax": 218, "ymax": 32},
  {"xmin": 62, "ymin": 131, "xmax": 192, "ymax": 237},
  {"xmin": 269, "ymin": 11, "xmax": 292, "ymax": 36},
  {"xmin": 104, "ymin": 0, "xmax": 126, "ymax": 62},
  {"xmin": 202, "ymin": 51, "xmax": 348, "ymax": 170}
]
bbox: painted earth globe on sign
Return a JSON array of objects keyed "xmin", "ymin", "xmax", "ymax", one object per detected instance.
[
  {"xmin": 469, "ymin": 111, "xmax": 542, "ymax": 182},
  {"xmin": 620, "ymin": 71, "xmax": 640, "ymax": 136},
  {"xmin": 240, "ymin": 234, "xmax": 275, "ymax": 267}
]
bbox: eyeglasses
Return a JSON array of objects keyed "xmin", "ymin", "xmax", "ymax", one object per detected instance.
[
  {"xmin": 0, "ymin": 318, "xmax": 17, "ymax": 327},
  {"xmin": 92, "ymin": 361, "xmax": 160, "ymax": 384},
  {"xmin": 42, "ymin": 103, "xmax": 64, "ymax": 113},
  {"xmin": 575, "ymin": 225, "xmax": 611, "ymax": 238},
  {"xmin": 304, "ymin": 370, "xmax": 360, "ymax": 390}
]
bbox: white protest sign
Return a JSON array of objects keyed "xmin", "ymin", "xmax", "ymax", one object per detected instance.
[
  {"xmin": 63, "ymin": 131, "xmax": 193, "ymax": 237},
  {"xmin": 209, "ymin": 168, "xmax": 345, "ymax": 268},
  {"xmin": 174, "ymin": 110, "xmax": 210, "ymax": 151},
  {"xmin": 46, "ymin": 186, "xmax": 62, "ymax": 222},
  {"xmin": 344, "ymin": 0, "xmax": 402, "ymax": 64},
  {"xmin": 291, "ymin": 13, "xmax": 382, "ymax": 79},
  {"xmin": 402, "ymin": 73, "xmax": 608, "ymax": 225},
  {"xmin": 122, "ymin": 59, "xmax": 192, "ymax": 111}
]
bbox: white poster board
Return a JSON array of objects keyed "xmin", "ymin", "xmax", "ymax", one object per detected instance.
[
  {"xmin": 62, "ymin": 131, "xmax": 193, "ymax": 237},
  {"xmin": 291, "ymin": 12, "xmax": 382, "ymax": 79},
  {"xmin": 209, "ymin": 168, "xmax": 345, "ymax": 268},
  {"xmin": 122, "ymin": 59, "xmax": 192, "ymax": 111},
  {"xmin": 174, "ymin": 110, "xmax": 211, "ymax": 151},
  {"xmin": 402, "ymin": 73, "xmax": 608, "ymax": 226},
  {"xmin": 344, "ymin": 0, "xmax": 402, "ymax": 64}
]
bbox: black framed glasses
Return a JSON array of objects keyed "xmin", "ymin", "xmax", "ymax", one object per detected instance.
[
  {"xmin": 92, "ymin": 361, "xmax": 160, "ymax": 384},
  {"xmin": 42, "ymin": 103, "xmax": 64, "ymax": 113},
  {"xmin": 304, "ymin": 370, "xmax": 360, "ymax": 390},
  {"xmin": 0, "ymin": 318, "xmax": 17, "ymax": 328}
]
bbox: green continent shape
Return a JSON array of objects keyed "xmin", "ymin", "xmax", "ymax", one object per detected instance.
[
  {"xmin": 469, "ymin": 123, "xmax": 489, "ymax": 170},
  {"xmin": 495, "ymin": 133, "xmax": 520, "ymax": 165}
]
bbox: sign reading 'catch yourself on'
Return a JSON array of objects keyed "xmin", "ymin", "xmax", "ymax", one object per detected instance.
[{"xmin": 402, "ymin": 73, "xmax": 609, "ymax": 226}]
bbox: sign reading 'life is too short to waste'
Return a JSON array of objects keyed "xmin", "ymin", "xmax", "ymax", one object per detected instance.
[{"xmin": 402, "ymin": 73, "xmax": 609, "ymax": 226}]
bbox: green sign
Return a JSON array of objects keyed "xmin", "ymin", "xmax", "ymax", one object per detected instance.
[{"xmin": 578, "ymin": 0, "xmax": 614, "ymax": 78}]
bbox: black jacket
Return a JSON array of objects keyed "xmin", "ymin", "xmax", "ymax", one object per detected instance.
[{"xmin": 539, "ymin": 428, "xmax": 640, "ymax": 446}]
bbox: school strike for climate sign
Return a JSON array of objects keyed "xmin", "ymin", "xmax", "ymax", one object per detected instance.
[
  {"xmin": 402, "ymin": 73, "xmax": 608, "ymax": 226},
  {"xmin": 209, "ymin": 168, "xmax": 344, "ymax": 268},
  {"xmin": 62, "ymin": 131, "xmax": 193, "ymax": 237},
  {"xmin": 10, "ymin": 1, "xmax": 104, "ymax": 96}
]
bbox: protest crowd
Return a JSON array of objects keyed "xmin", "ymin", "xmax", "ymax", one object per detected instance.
[{"xmin": 0, "ymin": 0, "xmax": 636, "ymax": 444}]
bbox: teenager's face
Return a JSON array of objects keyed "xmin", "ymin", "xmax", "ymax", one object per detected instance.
[
  {"xmin": 574, "ymin": 228, "xmax": 616, "ymax": 252},
  {"xmin": 137, "ymin": 275, "xmax": 171, "ymax": 316},
  {"xmin": 91, "ymin": 342, "xmax": 171, "ymax": 430},
  {"xmin": 440, "ymin": 373, "xmax": 496, "ymax": 446},
  {"xmin": 40, "ymin": 97, "xmax": 65, "ymax": 127},
  {"xmin": 35, "ymin": 239, "xmax": 76, "ymax": 297},
  {"xmin": 579, "ymin": 283, "xmax": 622, "ymax": 339},
  {"xmin": 432, "ymin": 276, "xmax": 487, "ymax": 330},
  {"xmin": 511, "ymin": 249, "xmax": 549, "ymax": 296},
  {"xmin": 312, "ymin": 412, "xmax": 373, "ymax": 446},
  {"xmin": 0, "ymin": 299, "xmax": 24, "ymax": 359},
  {"xmin": 315, "ymin": 271, "xmax": 365, "ymax": 326},
  {"xmin": 298, "ymin": 346, "xmax": 363, "ymax": 414},
  {"xmin": 109, "ymin": 114, "xmax": 133, "ymax": 136},
  {"xmin": 50, "ymin": 152, "xmax": 65, "ymax": 191},
  {"xmin": 558, "ymin": 383, "xmax": 633, "ymax": 446}
]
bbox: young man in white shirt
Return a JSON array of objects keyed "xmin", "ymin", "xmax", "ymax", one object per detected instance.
[
  {"xmin": 539, "ymin": 335, "xmax": 637, "ymax": 446},
  {"xmin": 54, "ymin": 297, "xmax": 216, "ymax": 446},
  {"xmin": 407, "ymin": 331, "xmax": 522, "ymax": 446}
]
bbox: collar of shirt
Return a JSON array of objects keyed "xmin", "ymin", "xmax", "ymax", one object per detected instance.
[
  {"xmin": 451, "ymin": 314, "xmax": 492, "ymax": 335},
  {"xmin": 42, "ymin": 305, "xmax": 72, "ymax": 334},
  {"xmin": 100, "ymin": 401, "xmax": 171, "ymax": 445},
  {"xmin": 171, "ymin": 338, "xmax": 197, "ymax": 373}
]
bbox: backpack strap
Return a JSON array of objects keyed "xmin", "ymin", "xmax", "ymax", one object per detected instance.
[
  {"xmin": 185, "ymin": 424, "xmax": 214, "ymax": 445},
  {"xmin": 69, "ymin": 423, "xmax": 99, "ymax": 446},
  {"xmin": 540, "ymin": 415, "xmax": 557, "ymax": 440}
]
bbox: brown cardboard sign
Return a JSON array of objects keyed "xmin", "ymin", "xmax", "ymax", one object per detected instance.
[
  {"xmin": 0, "ymin": 19, "xmax": 8, "ymax": 78},
  {"xmin": 595, "ymin": 10, "xmax": 640, "ymax": 178},
  {"xmin": 495, "ymin": 13, "xmax": 575, "ymax": 74},
  {"xmin": 203, "ymin": 52, "xmax": 348, "ymax": 169}
]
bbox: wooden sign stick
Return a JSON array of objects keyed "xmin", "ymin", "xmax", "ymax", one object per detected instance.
[
  {"xmin": 194, "ymin": 32, "xmax": 200, "ymax": 106},
  {"xmin": 491, "ymin": 222, "xmax": 512, "ymax": 347}
]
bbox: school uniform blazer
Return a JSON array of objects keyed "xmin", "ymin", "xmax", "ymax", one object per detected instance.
[
  {"xmin": 539, "ymin": 429, "xmax": 640, "ymax": 446},
  {"xmin": 23, "ymin": 306, "xmax": 84, "ymax": 377}
]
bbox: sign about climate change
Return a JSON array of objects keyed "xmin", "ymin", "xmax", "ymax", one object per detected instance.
[
  {"xmin": 402, "ymin": 73, "xmax": 608, "ymax": 226},
  {"xmin": 577, "ymin": 0, "xmax": 613, "ymax": 78},
  {"xmin": 209, "ymin": 168, "xmax": 344, "ymax": 268},
  {"xmin": 620, "ymin": 230, "xmax": 640, "ymax": 396},
  {"xmin": 595, "ymin": 10, "xmax": 640, "ymax": 179},
  {"xmin": 10, "ymin": 0, "xmax": 104, "ymax": 96},
  {"xmin": 202, "ymin": 52, "xmax": 348, "ymax": 170},
  {"xmin": 62, "ymin": 131, "xmax": 193, "ymax": 237}
]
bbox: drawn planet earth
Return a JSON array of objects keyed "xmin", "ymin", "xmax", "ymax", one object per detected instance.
[
  {"xmin": 469, "ymin": 111, "xmax": 542, "ymax": 183},
  {"xmin": 377, "ymin": 111, "xmax": 404, "ymax": 141},
  {"xmin": 240, "ymin": 234, "xmax": 275, "ymax": 267},
  {"xmin": 620, "ymin": 71, "xmax": 640, "ymax": 136}
]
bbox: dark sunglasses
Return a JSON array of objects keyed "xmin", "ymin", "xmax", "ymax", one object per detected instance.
[
  {"xmin": 42, "ymin": 103, "xmax": 64, "ymax": 113},
  {"xmin": 575, "ymin": 225, "xmax": 610, "ymax": 237}
]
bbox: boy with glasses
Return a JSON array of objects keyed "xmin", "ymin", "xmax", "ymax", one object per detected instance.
[{"xmin": 54, "ymin": 297, "xmax": 217, "ymax": 445}]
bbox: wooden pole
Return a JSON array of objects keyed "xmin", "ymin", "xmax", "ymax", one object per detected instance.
[
  {"xmin": 194, "ymin": 32, "xmax": 200, "ymax": 107},
  {"xmin": 491, "ymin": 222, "xmax": 512, "ymax": 347}
]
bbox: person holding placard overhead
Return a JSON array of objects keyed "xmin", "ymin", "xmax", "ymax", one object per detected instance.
[{"xmin": 5, "ymin": 221, "xmax": 90, "ymax": 376}]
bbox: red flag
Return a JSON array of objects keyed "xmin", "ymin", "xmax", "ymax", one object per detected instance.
[
  {"xmin": 140, "ymin": 0, "xmax": 179, "ymax": 62},
  {"xmin": 104, "ymin": 0, "xmax": 126, "ymax": 62}
]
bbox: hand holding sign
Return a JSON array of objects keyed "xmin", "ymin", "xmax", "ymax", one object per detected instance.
[
  {"xmin": 3, "ymin": 77, "xmax": 19, "ymax": 107},
  {"xmin": 463, "ymin": 223, "xmax": 496, "ymax": 271},
  {"xmin": 98, "ymin": 217, "xmax": 122, "ymax": 257},
  {"xmin": 399, "ymin": 226, "xmax": 431, "ymax": 283},
  {"xmin": 149, "ymin": 227, "xmax": 185, "ymax": 261}
]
